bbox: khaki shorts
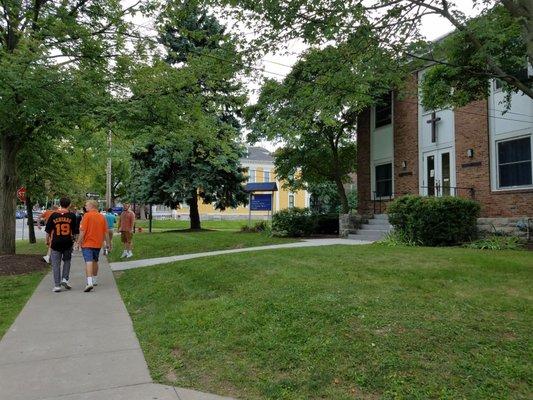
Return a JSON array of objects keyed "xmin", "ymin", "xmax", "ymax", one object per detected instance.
[{"xmin": 120, "ymin": 231, "xmax": 132, "ymax": 244}]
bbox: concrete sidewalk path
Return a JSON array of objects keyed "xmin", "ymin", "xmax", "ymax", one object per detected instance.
[
  {"xmin": 111, "ymin": 238, "xmax": 371, "ymax": 271},
  {"xmin": 0, "ymin": 253, "xmax": 234, "ymax": 400}
]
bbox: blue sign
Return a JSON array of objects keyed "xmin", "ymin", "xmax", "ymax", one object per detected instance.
[
  {"xmin": 112, "ymin": 206, "xmax": 124, "ymax": 214},
  {"xmin": 250, "ymin": 194, "xmax": 272, "ymax": 211}
]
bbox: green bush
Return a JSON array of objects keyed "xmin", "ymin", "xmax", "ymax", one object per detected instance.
[
  {"xmin": 378, "ymin": 230, "xmax": 420, "ymax": 247},
  {"xmin": 272, "ymin": 208, "xmax": 314, "ymax": 237},
  {"xmin": 465, "ymin": 235, "xmax": 525, "ymax": 250},
  {"xmin": 240, "ymin": 220, "xmax": 270, "ymax": 234},
  {"xmin": 313, "ymin": 213, "xmax": 339, "ymax": 235},
  {"xmin": 388, "ymin": 195, "xmax": 481, "ymax": 246},
  {"xmin": 271, "ymin": 209, "xmax": 339, "ymax": 237}
]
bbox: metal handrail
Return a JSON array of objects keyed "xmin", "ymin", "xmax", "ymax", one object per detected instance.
[{"xmin": 372, "ymin": 186, "xmax": 476, "ymax": 214}]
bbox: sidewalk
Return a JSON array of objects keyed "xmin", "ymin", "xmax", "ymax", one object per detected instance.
[
  {"xmin": 111, "ymin": 238, "xmax": 371, "ymax": 271},
  {"xmin": 0, "ymin": 252, "xmax": 234, "ymax": 400}
]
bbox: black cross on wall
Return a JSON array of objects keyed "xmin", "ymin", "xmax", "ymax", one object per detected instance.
[{"xmin": 426, "ymin": 112, "xmax": 441, "ymax": 143}]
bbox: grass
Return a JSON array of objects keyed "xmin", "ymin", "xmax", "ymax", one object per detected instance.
[
  {"xmin": 0, "ymin": 272, "xmax": 46, "ymax": 338},
  {"xmin": 16, "ymin": 239, "xmax": 47, "ymax": 255},
  {"xmin": 135, "ymin": 219, "xmax": 257, "ymax": 232},
  {"xmin": 109, "ymin": 230, "xmax": 297, "ymax": 262},
  {"xmin": 4, "ymin": 240, "xmax": 48, "ymax": 339},
  {"xmin": 116, "ymin": 245, "xmax": 533, "ymax": 399}
]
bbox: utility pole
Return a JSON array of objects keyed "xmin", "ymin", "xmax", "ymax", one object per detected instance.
[{"xmin": 105, "ymin": 130, "xmax": 112, "ymax": 209}]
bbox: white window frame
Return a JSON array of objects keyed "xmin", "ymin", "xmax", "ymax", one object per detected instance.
[
  {"xmin": 248, "ymin": 169, "xmax": 256, "ymax": 183},
  {"xmin": 264, "ymin": 169, "xmax": 270, "ymax": 182},
  {"xmin": 288, "ymin": 192, "xmax": 295, "ymax": 208},
  {"xmin": 495, "ymin": 134, "xmax": 533, "ymax": 190}
]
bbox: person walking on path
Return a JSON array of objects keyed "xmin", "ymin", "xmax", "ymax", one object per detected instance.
[
  {"xmin": 103, "ymin": 208, "xmax": 116, "ymax": 255},
  {"xmin": 118, "ymin": 203, "xmax": 135, "ymax": 258},
  {"xmin": 76, "ymin": 200, "xmax": 110, "ymax": 292},
  {"xmin": 45, "ymin": 198, "xmax": 79, "ymax": 292},
  {"xmin": 40, "ymin": 205, "xmax": 59, "ymax": 263}
]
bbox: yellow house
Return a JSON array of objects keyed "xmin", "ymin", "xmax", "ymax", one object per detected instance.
[{"xmin": 176, "ymin": 146, "xmax": 309, "ymax": 219}]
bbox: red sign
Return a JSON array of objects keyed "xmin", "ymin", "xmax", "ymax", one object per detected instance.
[{"xmin": 17, "ymin": 187, "xmax": 26, "ymax": 203}]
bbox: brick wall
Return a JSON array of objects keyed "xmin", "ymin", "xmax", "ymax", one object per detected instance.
[
  {"xmin": 454, "ymin": 101, "xmax": 533, "ymax": 217},
  {"xmin": 393, "ymin": 74, "xmax": 419, "ymax": 196},
  {"xmin": 356, "ymin": 109, "xmax": 372, "ymax": 216},
  {"xmin": 357, "ymin": 76, "xmax": 532, "ymax": 219}
]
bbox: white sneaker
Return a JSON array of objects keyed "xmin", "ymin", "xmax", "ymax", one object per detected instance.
[
  {"xmin": 120, "ymin": 251, "xmax": 127, "ymax": 258},
  {"xmin": 52, "ymin": 286, "xmax": 61, "ymax": 293},
  {"xmin": 93, "ymin": 277, "xmax": 98, "ymax": 286},
  {"xmin": 61, "ymin": 279, "xmax": 71, "ymax": 290},
  {"xmin": 84, "ymin": 284, "xmax": 94, "ymax": 292},
  {"xmin": 43, "ymin": 255, "xmax": 50, "ymax": 264},
  {"xmin": 126, "ymin": 251, "xmax": 133, "ymax": 258}
]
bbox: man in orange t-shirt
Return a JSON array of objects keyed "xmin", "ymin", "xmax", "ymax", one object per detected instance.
[{"xmin": 75, "ymin": 200, "xmax": 110, "ymax": 292}]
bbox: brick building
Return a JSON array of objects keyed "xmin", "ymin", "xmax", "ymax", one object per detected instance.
[{"xmin": 357, "ymin": 69, "xmax": 533, "ymax": 235}]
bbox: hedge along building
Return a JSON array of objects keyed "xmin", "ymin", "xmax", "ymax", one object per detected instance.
[
  {"xmin": 356, "ymin": 65, "xmax": 533, "ymax": 237},
  {"xmin": 176, "ymin": 146, "xmax": 310, "ymax": 220}
]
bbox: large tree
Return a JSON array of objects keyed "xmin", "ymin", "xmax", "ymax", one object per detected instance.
[
  {"xmin": 125, "ymin": 1, "xmax": 249, "ymax": 230},
  {"xmin": 247, "ymin": 36, "xmax": 403, "ymax": 213},
  {"xmin": 206, "ymin": 0, "xmax": 532, "ymax": 101},
  {"xmin": 420, "ymin": 5, "xmax": 531, "ymax": 109},
  {"xmin": 0, "ymin": 0, "xmax": 139, "ymax": 254}
]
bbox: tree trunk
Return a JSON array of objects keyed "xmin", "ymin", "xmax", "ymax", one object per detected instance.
[
  {"xmin": 0, "ymin": 136, "xmax": 18, "ymax": 255},
  {"xmin": 139, "ymin": 204, "xmax": 146, "ymax": 220},
  {"xmin": 25, "ymin": 194, "xmax": 36, "ymax": 244},
  {"xmin": 334, "ymin": 177, "xmax": 350, "ymax": 214},
  {"xmin": 188, "ymin": 190, "xmax": 201, "ymax": 230}
]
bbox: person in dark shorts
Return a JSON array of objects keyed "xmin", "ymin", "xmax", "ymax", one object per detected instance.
[
  {"xmin": 75, "ymin": 200, "xmax": 110, "ymax": 292},
  {"xmin": 45, "ymin": 198, "xmax": 79, "ymax": 292}
]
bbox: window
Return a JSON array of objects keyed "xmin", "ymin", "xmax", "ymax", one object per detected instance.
[
  {"xmin": 494, "ymin": 68, "xmax": 528, "ymax": 92},
  {"xmin": 497, "ymin": 136, "xmax": 532, "ymax": 188},
  {"xmin": 264, "ymin": 170, "xmax": 270, "ymax": 182},
  {"xmin": 374, "ymin": 92, "xmax": 392, "ymax": 128},
  {"xmin": 288, "ymin": 193, "xmax": 295, "ymax": 208},
  {"xmin": 375, "ymin": 163, "xmax": 393, "ymax": 197},
  {"xmin": 248, "ymin": 169, "xmax": 256, "ymax": 183}
]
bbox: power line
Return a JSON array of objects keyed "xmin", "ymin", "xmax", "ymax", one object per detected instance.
[{"xmin": 127, "ymin": 23, "xmax": 533, "ymax": 124}]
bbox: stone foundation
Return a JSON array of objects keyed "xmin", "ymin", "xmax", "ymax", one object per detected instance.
[
  {"xmin": 339, "ymin": 213, "xmax": 365, "ymax": 237},
  {"xmin": 477, "ymin": 217, "xmax": 532, "ymax": 239}
]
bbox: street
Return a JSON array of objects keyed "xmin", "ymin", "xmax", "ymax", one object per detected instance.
[{"xmin": 15, "ymin": 218, "xmax": 46, "ymax": 241}]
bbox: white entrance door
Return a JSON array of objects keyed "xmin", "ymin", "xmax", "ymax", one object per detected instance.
[{"xmin": 422, "ymin": 148, "xmax": 455, "ymax": 196}]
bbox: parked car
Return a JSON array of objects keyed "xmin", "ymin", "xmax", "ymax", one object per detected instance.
[
  {"xmin": 32, "ymin": 211, "xmax": 44, "ymax": 226},
  {"xmin": 15, "ymin": 210, "xmax": 27, "ymax": 219}
]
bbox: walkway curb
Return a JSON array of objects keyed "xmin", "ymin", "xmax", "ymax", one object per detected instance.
[{"xmin": 110, "ymin": 238, "xmax": 372, "ymax": 271}]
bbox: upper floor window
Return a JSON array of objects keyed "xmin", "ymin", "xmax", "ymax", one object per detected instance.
[
  {"xmin": 374, "ymin": 92, "xmax": 392, "ymax": 128},
  {"xmin": 248, "ymin": 169, "xmax": 256, "ymax": 183},
  {"xmin": 497, "ymin": 136, "xmax": 532, "ymax": 188},
  {"xmin": 288, "ymin": 193, "xmax": 295, "ymax": 208},
  {"xmin": 264, "ymin": 170, "xmax": 270, "ymax": 182}
]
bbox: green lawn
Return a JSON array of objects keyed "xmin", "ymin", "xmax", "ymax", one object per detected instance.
[
  {"xmin": 16, "ymin": 239, "xmax": 47, "ymax": 255},
  {"xmin": 109, "ymin": 230, "xmax": 297, "ymax": 262},
  {"xmin": 0, "ymin": 272, "xmax": 46, "ymax": 338},
  {"xmin": 116, "ymin": 245, "xmax": 533, "ymax": 399},
  {"xmin": 135, "ymin": 219, "xmax": 257, "ymax": 232}
]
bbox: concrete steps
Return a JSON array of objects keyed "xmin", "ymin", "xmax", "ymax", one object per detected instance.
[{"xmin": 348, "ymin": 214, "xmax": 391, "ymax": 242}]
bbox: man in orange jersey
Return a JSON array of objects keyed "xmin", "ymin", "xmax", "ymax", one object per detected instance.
[{"xmin": 75, "ymin": 200, "xmax": 110, "ymax": 292}]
